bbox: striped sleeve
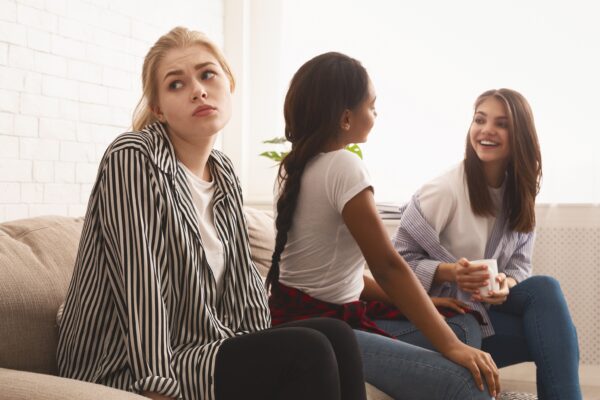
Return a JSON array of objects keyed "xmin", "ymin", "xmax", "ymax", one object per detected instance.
[
  {"xmin": 393, "ymin": 198, "xmax": 457, "ymax": 294},
  {"xmin": 98, "ymin": 148, "xmax": 180, "ymax": 397},
  {"xmin": 503, "ymin": 231, "xmax": 535, "ymax": 283}
]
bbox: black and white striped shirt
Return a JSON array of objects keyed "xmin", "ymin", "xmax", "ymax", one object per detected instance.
[{"xmin": 57, "ymin": 122, "xmax": 271, "ymax": 400}]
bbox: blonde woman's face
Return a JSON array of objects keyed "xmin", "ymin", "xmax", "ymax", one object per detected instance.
[{"xmin": 153, "ymin": 45, "xmax": 232, "ymax": 143}]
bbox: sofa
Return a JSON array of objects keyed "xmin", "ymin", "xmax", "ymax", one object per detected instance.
[
  {"xmin": 0, "ymin": 208, "xmax": 391, "ymax": 400},
  {"xmin": 1, "ymin": 207, "xmax": 541, "ymax": 400}
]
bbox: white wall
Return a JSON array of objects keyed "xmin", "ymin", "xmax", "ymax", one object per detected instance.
[
  {"xmin": 0, "ymin": 0, "xmax": 224, "ymax": 222},
  {"xmin": 233, "ymin": 0, "xmax": 600, "ymax": 206}
]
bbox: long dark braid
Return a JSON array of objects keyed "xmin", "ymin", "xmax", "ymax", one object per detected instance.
[{"xmin": 266, "ymin": 52, "xmax": 369, "ymax": 291}]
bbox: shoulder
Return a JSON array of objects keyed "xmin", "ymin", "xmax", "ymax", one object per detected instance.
[
  {"xmin": 330, "ymin": 149, "xmax": 365, "ymax": 165},
  {"xmin": 319, "ymin": 149, "xmax": 368, "ymax": 176},
  {"xmin": 417, "ymin": 163, "xmax": 464, "ymax": 204},
  {"xmin": 100, "ymin": 122, "xmax": 176, "ymax": 175},
  {"xmin": 106, "ymin": 131, "xmax": 153, "ymax": 156}
]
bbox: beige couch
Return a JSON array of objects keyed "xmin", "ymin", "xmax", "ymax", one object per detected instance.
[{"xmin": 0, "ymin": 209, "xmax": 390, "ymax": 400}]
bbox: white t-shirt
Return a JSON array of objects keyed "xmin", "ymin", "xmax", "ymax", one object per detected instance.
[
  {"xmin": 418, "ymin": 163, "xmax": 504, "ymax": 261},
  {"xmin": 279, "ymin": 150, "xmax": 372, "ymax": 304},
  {"xmin": 180, "ymin": 162, "xmax": 226, "ymax": 295}
]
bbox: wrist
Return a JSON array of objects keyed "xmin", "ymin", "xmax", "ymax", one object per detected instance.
[
  {"xmin": 434, "ymin": 263, "xmax": 457, "ymax": 284},
  {"xmin": 505, "ymin": 276, "xmax": 518, "ymax": 288},
  {"xmin": 437, "ymin": 336, "xmax": 464, "ymax": 355}
]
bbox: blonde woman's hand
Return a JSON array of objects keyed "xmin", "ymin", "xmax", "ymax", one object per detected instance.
[
  {"xmin": 443, "ymin": 343, "xmax": 500, "ymax": 397},
  {"xmin": 431, "ymin": 297, "xmax": 471, "ymax": 315}
]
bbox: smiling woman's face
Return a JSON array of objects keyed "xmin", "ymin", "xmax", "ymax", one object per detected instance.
[
  {"xmin": 469, "ymin": 96, "xmax": 511, "ymax": 168},
  {"xmin": 153, "ymin": 44, "xmax": 232, "ymax": 144}
]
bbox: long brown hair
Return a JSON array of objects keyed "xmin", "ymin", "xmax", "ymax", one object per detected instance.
[
  {"xmin": 266, "ymin": 52, "xmax": 369, "ymax": 291},
  {"xmin": 464, "ymin": 88, "xmax": 542, "ymax": 233},
  {"xmin": 132, "ymin": 26, "xmax": 235, "ymax": 131}
]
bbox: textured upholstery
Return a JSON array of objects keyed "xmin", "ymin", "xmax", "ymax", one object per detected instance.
[
  {"xmin": 0, "ymin": 216, "xmax": 83, "ymax": 374},
  {"xmin": 0, "ymin": 368, "xmax": 146, "ymax": 400}
]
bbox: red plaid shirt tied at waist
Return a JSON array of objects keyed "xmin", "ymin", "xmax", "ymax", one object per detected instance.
[{"xmin": 269, "ymin": 283, "xmax": 485, "ymax": 338}]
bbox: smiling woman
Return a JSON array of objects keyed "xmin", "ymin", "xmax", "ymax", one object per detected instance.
[{"xmin": 392, "ymin": 89, "xmax": 581, "ymax": 399}]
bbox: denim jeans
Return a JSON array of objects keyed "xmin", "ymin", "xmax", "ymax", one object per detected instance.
[
  {"xmin": 354, "ymin": 313, "xmax": 493, "ymax": 400},
  {"xmin": 482, "ymin": 275, "xmax": 581, "ymax": 400},
  {"xmin": 374, "ymin": 313, "xmax": 483, "ymax": 350}
]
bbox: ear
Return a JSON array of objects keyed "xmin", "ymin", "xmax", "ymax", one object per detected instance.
[
  {"xmin": 151, "ymin": 106, "xmax": 166, "ymax": 122},
  {"xmin": 339, "ymin": 109, "xmax": 351, "ymax": 131}
]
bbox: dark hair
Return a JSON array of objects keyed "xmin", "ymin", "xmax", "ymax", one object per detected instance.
[
  {"xmin": 266, "ymin": 52, "xmax": 369, "ymax": 291},
  {"xmin": 464, "ymin": 88, "xmax": 542, "ymax": 233}
]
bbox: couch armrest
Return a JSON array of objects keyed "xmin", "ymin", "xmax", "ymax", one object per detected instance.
[{"xmin": 0, "ymin": 368, "xmax": 147, "ymax": 400}]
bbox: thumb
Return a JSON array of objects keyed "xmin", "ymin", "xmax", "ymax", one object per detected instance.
[{"xmin": 458, "ymin": 257, "xmax": 470, "ymax": 268}]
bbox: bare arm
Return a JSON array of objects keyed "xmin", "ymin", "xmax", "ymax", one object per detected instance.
[
  {"xmin": 361, "ymin": 273, "xmax": 392, "ymax": 304},
  {"xmin": 343, "ymin": 188, "xmax": 499, "ymax": 396}
]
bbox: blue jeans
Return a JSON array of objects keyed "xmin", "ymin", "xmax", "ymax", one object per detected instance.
[
  {"xmin": 482, "ymin": 275, "xmax": 581, "ymax": 400},
  {"xmin": 354, "ymin": 313, "xmax": 492, "ymax": 400},
  {"xmin": 375, "ymin": 313, "xmax": 482, "ymax": 350}
]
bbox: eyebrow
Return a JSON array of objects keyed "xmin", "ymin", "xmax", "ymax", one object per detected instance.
[
  {"xmin": 162, "ymin": 62, "xmax": 217, "ymax": 82},
  {"xmin": 475, "ymin": 111, "xmax": 507, "ymax": 119}
]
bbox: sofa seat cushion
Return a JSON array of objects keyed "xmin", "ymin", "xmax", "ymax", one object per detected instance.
[
  {"xmin": 0, "ymin": 368, "xmax": 147, "ymax": 400},
  {"xmin": 243, "ymin": 206, "xmax": 275, "ymax": 278},
  {"xmin": 0, "ymin": 216, "xmax": 83, "ymax": 374}
]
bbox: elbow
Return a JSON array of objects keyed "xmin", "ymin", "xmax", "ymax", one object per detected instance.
[{"xmin": 368, "ymin": 255, "xmax": 407, "ymax": 285}]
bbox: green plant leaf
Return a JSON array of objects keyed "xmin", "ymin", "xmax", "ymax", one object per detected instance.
[
  {"xmin": 260, "ymin": 137, "xmax": 363, "ymax": 163},
  {"xmin": 345, "ymin": 143, "xmax": 363, "ymax": 159},
  {"xmin": 262, "ymin": 137, "xmax": 289, "ymax": 144},
  {"xmin": 259, "ymin": 151, "xmax": 287, "ymax": 162}
]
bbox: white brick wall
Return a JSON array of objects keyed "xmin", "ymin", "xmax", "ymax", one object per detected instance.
[{"xmin": 0, "ymin": 0, "xmax": 224, "ymax": 221}]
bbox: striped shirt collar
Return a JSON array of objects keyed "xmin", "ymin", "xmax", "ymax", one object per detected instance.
[{"xmin": 140, "ymin": 122, "xmax": 236, "ymax": 194}]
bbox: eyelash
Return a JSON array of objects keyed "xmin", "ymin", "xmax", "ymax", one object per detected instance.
[
  {"xmin": 168, "ymin": 81, "xmax": 183, "ymax": 90},
  {"xmin": 167, "ymin": 70, "xmax": 217, "ymax": 90},
  {"xmin": 474, "ymin": 118, "xmax": 507, "ymax": 129}
]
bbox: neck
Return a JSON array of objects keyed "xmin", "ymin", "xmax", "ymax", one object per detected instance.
[
  {"xmin": 483, "ymin": 160, "xmax": 507, "ymax": 188},
  {"xmin": 168, "ymin": 131, "xmax": 216, "ymax": 182},
  {"xmin": 321, "ymin": 137, "xmax": 346, "ymax": 153}
]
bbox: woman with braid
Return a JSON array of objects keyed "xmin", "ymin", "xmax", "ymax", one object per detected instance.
[{"xmin": 267, "ymin": 52, "xmax": 499, "ymax": 400}]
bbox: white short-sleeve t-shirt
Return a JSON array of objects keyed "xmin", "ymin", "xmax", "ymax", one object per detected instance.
[{"xmin": 279, "ymin": 150, "xmax": 372, "ymax": 304}]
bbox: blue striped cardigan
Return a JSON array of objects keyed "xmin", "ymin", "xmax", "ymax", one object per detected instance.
[
  {"xmin": 392, "ymin": 195, "xmax": 534, "ymax": 337},
  {"xmin": 57, "ymin": 122, "xmax": 270, "ymax": 400}
]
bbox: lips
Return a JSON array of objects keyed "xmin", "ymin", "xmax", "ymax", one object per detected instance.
[{"xmin": 192, "ymin": 105, "xmax": 216, "ymax": 117}]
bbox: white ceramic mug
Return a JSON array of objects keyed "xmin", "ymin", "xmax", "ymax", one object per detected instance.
[{"xmin": 470, "ymin": 259, "xmax": 499, "ymax": 297}]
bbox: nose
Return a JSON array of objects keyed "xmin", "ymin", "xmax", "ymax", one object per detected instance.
[
  {"xmin": 482, "ymin": 121, "xmax": 496, "ymax": 135},
  {"xmin": 191, "ymin": 80, "xmax": 207, "ymax": 101}
]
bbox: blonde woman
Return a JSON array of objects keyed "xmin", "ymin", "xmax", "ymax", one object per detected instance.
[{"xmin": 57, "ymin": 27, "xmax": 367, "ymax": 400}]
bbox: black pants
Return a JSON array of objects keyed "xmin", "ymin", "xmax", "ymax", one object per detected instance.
[{"xmin": 214, "ymin": 318, "xmax": 367, "ymax": 400}]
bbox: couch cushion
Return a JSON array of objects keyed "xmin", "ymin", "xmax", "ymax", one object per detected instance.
[
  {"xmin": 0, "ymin": 368, "xmax": 147, "ymax": 400},
  {"xmin": 243, "ymin": 206, "xmax": 275, "ymax": 278},
  {"xmin": 0, "ymin": 216, "xmax": 83, "ymax": 375}
]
